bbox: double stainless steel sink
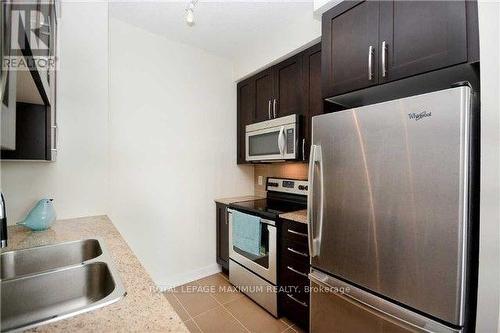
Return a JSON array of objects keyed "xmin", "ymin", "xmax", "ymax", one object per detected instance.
[{"xmin": 0, "ymin": 239, "xmax": 126, "ymax": 332}]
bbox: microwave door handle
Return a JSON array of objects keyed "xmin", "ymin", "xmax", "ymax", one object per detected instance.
[{"xmin": 278, "ymin": 126, "xmax": 285, "ymax": 155}]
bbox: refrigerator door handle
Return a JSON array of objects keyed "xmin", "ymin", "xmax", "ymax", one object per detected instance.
[
  {"xmin": 309, "ymin": 270, "xmax": 460, "ymax": 333},
  {"xmin": 316, "ymin": 145, "xmax": 324, "ymax": 256},
  {"xmin": 307, "ymin": 145, "xmax": 316, "ymax": 257},
  {"xmin": 308, "ymin": 145, "xmax": 324, "ymax": 257}
]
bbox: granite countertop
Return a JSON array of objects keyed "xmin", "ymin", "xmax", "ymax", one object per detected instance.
[
  {"xmin": 279, "ymin": 209, "xmax": 307, "ymax": 224},
  {"xmin": 214, "ymin": 195, "xmax": 264, "ymax": 205},
  {"xmin": 3, "ymin": 215, "xmax": 187, "ymax": 333}
]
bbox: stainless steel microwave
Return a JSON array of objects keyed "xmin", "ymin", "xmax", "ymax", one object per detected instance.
[{"xmin": 245, "ymin": 114, "xmax": 298, "ymax": 162}]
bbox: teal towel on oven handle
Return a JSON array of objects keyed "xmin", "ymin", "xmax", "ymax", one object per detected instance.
[{"xmin": 232, "ymin": 210, "xmax": 262, "ymax": 257}]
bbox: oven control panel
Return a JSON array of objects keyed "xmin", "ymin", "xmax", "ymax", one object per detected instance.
[{"xmin": 266, "ymin": 178, "xmax": 308, "ymax": 196}]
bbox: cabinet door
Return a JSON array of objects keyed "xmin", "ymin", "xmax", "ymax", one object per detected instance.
[
  {"xmin": 273, "ymin": 54, "xmax": 303, "ymax": 119},
  {"xmin": 254, "ymin": 69, "xmax": 274, "ymax": 122},
  {"xmin": 302, "ymin": 43, "xmax": 322, "ymax": 161},
  {"xmin": 379, "ymin": 1, "xmax": 468, "ymax": 83},
  {"xmin": 216, "ymin": 203, "xmax": 229, "ymax": 270},
  {"xmin": 1, "ymin": 103, "xmax": 47, "ymax": 160},
  {"xmin": 322, "ymin": 1, "xmax": 380, "ymax": 97},
  {"xmin": 236, "ymin": 78, "xmax": 254, "ymax": 164}
]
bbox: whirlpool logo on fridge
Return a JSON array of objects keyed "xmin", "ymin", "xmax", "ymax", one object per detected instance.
[{"xmin": 408, "ymin": 111, "xmax": 432, "ymax": 121}]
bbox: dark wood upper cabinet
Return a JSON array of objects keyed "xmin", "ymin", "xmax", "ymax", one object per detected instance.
[
  {"xmin": 302, "ymin": 43, "xmax": 322, "ymax": 161},
  {"xmin": 1, "ymin": 1, "xmax": 58, "ymax": 161},
  {"xmin": 237, "ymin": 78, "xmax": 255, "ymax": 164},
  {"xmin": 273, "ymin": 55, "xmax": 303, "ymax": 119},
  {"xmin": 236, "ymin": 43, "xmax": 322, "ymax": 164},
  {"xmin": 322, "ymin": 1, "xmax": 380, "ymax": 97},
  {"xmin": 379, "ymin": 0, "xmax": 468, "ymax": 83},
  {"xmin": 322, "ymin": 0, "xmax": 479, "ymax": 98},
  {"xmin": 254, "ymin": 69, "xmax": 274, "ymax": 122},
  {"xmin": 1, "ymin": 103, "xmax": 47, "ymax": 160}
]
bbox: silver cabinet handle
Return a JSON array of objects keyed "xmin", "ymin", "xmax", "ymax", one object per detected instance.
[
  {"xmin": 288, "ymin": 229, "xmax": 308, "ymax": 238},
  {"xmin": 368, "ymin": 45, "xmax": 374, "ymax": 81},
  {"xmin": 268, "ymin": 100, "xmax": 271, "ymax": 119},
  {"xmin": 287, "ymin": 247, "xmax": 308, "ymax": 257},
  {"xmin": 287, "ymin": 294, "xmax": 308, "ymax": 308},
  {"xmin": 287, "ymin": 266, "xmax": 308, "ymax": 278},
  {"xmin": 273, "ymin": 99, "xmax": 277, "ymax": 118},
  {"xmin": 51, "ymin": 125, "xmax": 57, "ymax": 153},
  {"xmin": 381, "ymin": 41, "xmax": 387, "ymax": 78}
]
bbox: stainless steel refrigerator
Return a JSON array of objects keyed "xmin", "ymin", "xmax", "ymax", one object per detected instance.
[{"xmin": 307, "ymin": 86, "xmax": 475, "ymax": 333}]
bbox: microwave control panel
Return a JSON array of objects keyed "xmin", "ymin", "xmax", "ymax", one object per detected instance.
[{"xmin": 286, "ymin": 129, "xmax": 294, "ymax": 153}]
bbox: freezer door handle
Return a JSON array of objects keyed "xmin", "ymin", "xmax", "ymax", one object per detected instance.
[
  {"xmin": 309, "ymin": 270, "xmax": 461, "ymax": 333},
  {"xmin": 307, "ymin": 145, "xmax": 324, "ymax": 257}
]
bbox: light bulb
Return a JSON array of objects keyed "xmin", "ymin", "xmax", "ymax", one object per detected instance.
[{"xmin": 186, "ymin": 8, "xmax": 194, "ymax": 26}]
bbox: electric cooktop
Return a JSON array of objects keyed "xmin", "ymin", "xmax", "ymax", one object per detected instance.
[{"xmin": 229, "ymin": 178, "xmax": 308, "ymax": 219}]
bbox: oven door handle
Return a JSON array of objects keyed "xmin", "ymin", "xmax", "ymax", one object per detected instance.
[{"xmin": 227, "ymin": 209, "xmax": 275, "ymax": 226}]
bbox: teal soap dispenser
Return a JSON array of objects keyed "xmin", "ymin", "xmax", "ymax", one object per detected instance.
[{"xmin": 17, "ymin": 199, "xmax": 56, "ymax": 231}]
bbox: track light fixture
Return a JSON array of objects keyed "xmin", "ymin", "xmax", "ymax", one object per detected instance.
[{"xmin": 186, "ymin": 0, "xmax": 198, "ymax": 26}]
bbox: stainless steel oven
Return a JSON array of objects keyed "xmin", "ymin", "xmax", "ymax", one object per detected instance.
[
  {"xmin": 228, "ymin": 209, "xmax": 278, "ymax": 316},
  {"xmin": 228, "ymin": 210, "xmax": 277, "ymax": 283},
  {"xmin": 245, "ymin": 114, "xmax": 298, "ymax": 162},
  {"xmin": 227, "ymin": 178, "xmax": 308, "ymax": 317}
]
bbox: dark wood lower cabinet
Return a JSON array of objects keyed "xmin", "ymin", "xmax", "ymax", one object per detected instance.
[
  {"xmin": 216, "ymin": 203, "xmax": 229, "ymax": 272},
  {"xmin": 279, "ymin": 218, "xmax": 310, "ymax": 331}
]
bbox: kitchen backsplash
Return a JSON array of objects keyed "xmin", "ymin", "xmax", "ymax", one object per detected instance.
[{"xmin": 254, "ymin": 163, "xmax": 308, "ymax": 197}]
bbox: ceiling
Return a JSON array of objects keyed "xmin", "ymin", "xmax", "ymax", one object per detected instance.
[{"xmin": 109, "ymin": 1, "xmax": 317, "ymax": 62}]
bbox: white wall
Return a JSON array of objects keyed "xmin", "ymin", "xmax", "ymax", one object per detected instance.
[
  {"xmin": 108, "ymin": 17, "xmax": 254, "ymax": 287},
  {"xmin": 233, "ymin": 10, "xmax": 321, "ymax": 80},
  {"xmin": 313, "ymin": 0, "xmax": 342, "ymax": 18},
  {"xmin": 476, "ymin": 2, "xmax": 500, "ymax": 332},
  {"xmin": 0, "ymin": 2, "xmax": 109, "ymax": 224}
]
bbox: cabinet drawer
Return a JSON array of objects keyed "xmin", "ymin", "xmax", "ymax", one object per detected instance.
[
  {"xmin": 280, "ymin": 264, "xmax": 309, "ymax": 301},
  {"xmin": 282, "ymin": 239, "xmax": 309, "ymax": 262},
  {"xmin": 283, "ymin": 222, "xmax": 308, "ymax": 245},
  {"xmin": 280, "ymin": 292, "xmax": 309, "ymax": 330},
  {"xmin": 281, "ymin": 255, "xmax": 309, "ymax": 282}
]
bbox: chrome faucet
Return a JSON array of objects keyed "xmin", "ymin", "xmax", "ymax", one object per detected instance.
[{"xmin": 1, "ymin": 193, "xmax": 7, "ymax": 248}]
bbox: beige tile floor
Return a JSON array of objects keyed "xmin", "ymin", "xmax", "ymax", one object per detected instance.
[{"xmin": 164, "ymin": 273, "xmax": 305, "ymax": 333}]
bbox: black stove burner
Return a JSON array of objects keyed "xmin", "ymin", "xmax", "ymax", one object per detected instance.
[{"xmin": 229, "ymin": 198, "xmax": 306, "ymax": 219}]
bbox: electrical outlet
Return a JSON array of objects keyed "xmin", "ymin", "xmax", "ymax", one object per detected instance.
[{"xmin": 258, "ymin": 176, "xmax": 263, "ymax": 186}]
